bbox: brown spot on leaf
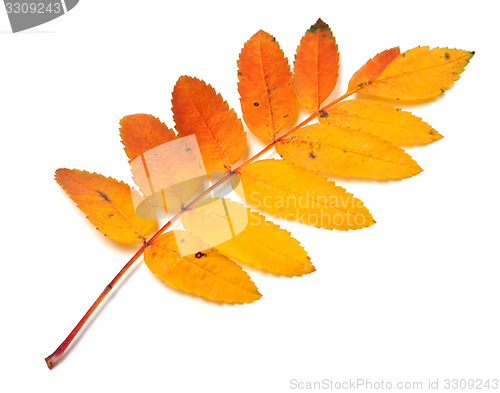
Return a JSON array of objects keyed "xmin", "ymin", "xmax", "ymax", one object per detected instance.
[
  {"xmin": 253, "ymin": 102, "xmax": 259, "ymax": 107},
  {"xmin": 96, "ymin": 190, "xmax": 112, "ymax": 203},
  {"xmin": 309, "ymin": 151, "xmax": 316, "ymax": 159}
]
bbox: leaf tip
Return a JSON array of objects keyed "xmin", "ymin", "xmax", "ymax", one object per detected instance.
[{"xmin": 309, "ymin": 18, "xmax": 329, "ymax": 32}]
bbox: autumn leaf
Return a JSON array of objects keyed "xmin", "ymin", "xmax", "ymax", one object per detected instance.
[
  {"xmin": 55, "ymin": 169, "xmax": 156, "ymax": 243},
  {"xmin": 276, "ymin": 123, "xmax": 422, "ymax": 179},
  {"xmin": 294, "ymin": 18, "xmax": 339, "ymax": 111},
  {"xmin": 238, "ymin": 30, "xmax": 296, "ymax": 141},
  {"xmin": 144, "ymin": 231, "xmax": 261, "ymax": 304},
  {"xmin": 347, "ymin": 47, "xmax": 400, "ymax": 92},
  {"xmin": 182, "ymin": 200, "xmax": 315, "ymax": 276},
  {"xmin": 119, "ymin": 114, "xmax": 176, "ymax": 162},
  {"xmin": 46, "ymin": 19, "xmax": 475, "ymax": 369},
  {"xmin": 357, "ymin": 46, "xmax": 474, "ymax": 101},
  {"xmin": 319, "ymin": 99, "xmax": 442, "ymax": 146},
  {"xmin": 172, "ymin": 76, "xmax": 246, "ymax": 172},
  {"xmin": 236, "ymin": 159, "xmax": 374, "ymax": 230}
]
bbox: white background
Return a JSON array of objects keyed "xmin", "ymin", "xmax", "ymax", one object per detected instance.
[{"xmin": 1, "ymin": 1, "xmax": 498, "ymax": 392}]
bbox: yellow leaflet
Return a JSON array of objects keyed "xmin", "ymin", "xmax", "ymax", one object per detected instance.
[
  {"xmin": 359, "ymin": 46, "xmax": 474, "ymax": 101},
  {"xmin": 276, "ymin": 123, "xmax": 422, "ymax": 179},
  {"xmin": 145, "ymin": 231, "xmax": 261, "ymax": 304},
  {"xmin": 319, "ymin": 99, "xmax": 442, "ymax": 146},
  {"xmin": 182, "ymin": 200, "xmax": 315, "ymax": 276},
  {"xmin": 236, "ymin": 159, "xmax": 374, "ymax": 231}
]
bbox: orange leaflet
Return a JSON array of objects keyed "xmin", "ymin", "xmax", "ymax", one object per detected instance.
[
  {"xmin": 172, "ymin": 76, "xmax": 246, "ymax": 172},
  {"xmin": 238, "ymin": 30, "xmax": 296, "ymax": 141},
  {"xmin": 347, "ymin": 47, "xmax": 400, "ymax": 92},
  {"xmin": 294, "ymin": 18, "xmax": 339, "ymax": 111},
  {"xmin": 55, "ymin": 169, "xmax": 156, "ymax": 243},
  {"xmin": 119, "ymin": 114, "xmax": 176, "ymax": 162}
]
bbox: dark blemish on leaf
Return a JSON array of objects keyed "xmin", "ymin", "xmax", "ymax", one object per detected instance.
[
  {"xmin": 108, "ymin": 214, "xmax": 114, "ymax": 218},
  {"xmin": 429, "ymin": 130, "xmax": 435, "ymax": 134},
  {"xmin": 445, "ymin": 52, "xmax": 450, "ymax": 60},
  {"xmin": 238, "ymin": 71, "xmax": 242, "ymax": 76},
  {"xmin": 271, "ymin": 36, "xmax": 276, "ymax": 42},
  {"xmin": 96, "ymin": 190, "xmax": 112, "ymax": 203},
  {"xmin": 396, "ymin": 98, "xmax": 400, "ymax": 100},
  {"xmin": 309, "ymin": 152, "xmax": 316, "ymax": 159},
  {"xmin": 343, "ymin": 150, "xmax": 347, "ymax": 153},
  {"xmin": 402, "ymin": 53, "xmax": 406, "ymax": 58},
  {"xmin": 283, "ymin": 114, "xmax": 288, "ymax": 118},
  {"xmin": 319, "ymin": 110, "xmax": 329, "ymax": 118},
  {"xmin": 253, "ymin": 102, "xmax": 260, "ymax": 107},
  {"xmin": 440, "ymin": 88, "xmax": 445, "ymax": 93},
  {"xmin": 396, "ymin": 108, "xmax": 401, "ymax": 111},
  {"xmin": 357, "ymin": 83, "xmax": 364, "ymax": 87},
  {"xmin": 195, "ymin": 252, "xmax": 207, "ymax": 258},
  {"xmin": 471, "ymin": 51, "xmax": 475, "ymax": 56}
]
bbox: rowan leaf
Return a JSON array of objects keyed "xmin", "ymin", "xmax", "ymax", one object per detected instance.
[
  {"xmin": 319, "ymin": 99, "xmax": 442, "ymax": 146},
  {"xmin": 55, "ymin": 169, "xmax": 156, "ymax": 243},
  {"xmin": 276, "ymin": 123, "xmax": 421, "ymax": 179},
  {"xmin": 294, "ymin": 18, "xmax": 339, "ymax": 111},
  {"xmin": 358, "ymin": 46, "xmax": 474, "ymax": 101},
  {"xmin": 347, "ymin": 47, "xmax": 400, "ymax": 92},
  {"xmin": 119, "ymin": 114, "xmax": 176, "ymax": 162},
  {"xmin": 182, "ymin": 200, "xmax": 315, "ymax": 276},
  {"xmin": 172, "ymin": 76, "xmax": 246, "ymax": 172},
  {"xmin": 238, "ymin": 30, "xmax": 296, "ymax": 141},
  {"xmin": 236, "ymin": 159, "xmax": 374, "ymax": 230},
  {"xmin": 144, "ymin": 231, "xmax": 262, "ymax": 304}
]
